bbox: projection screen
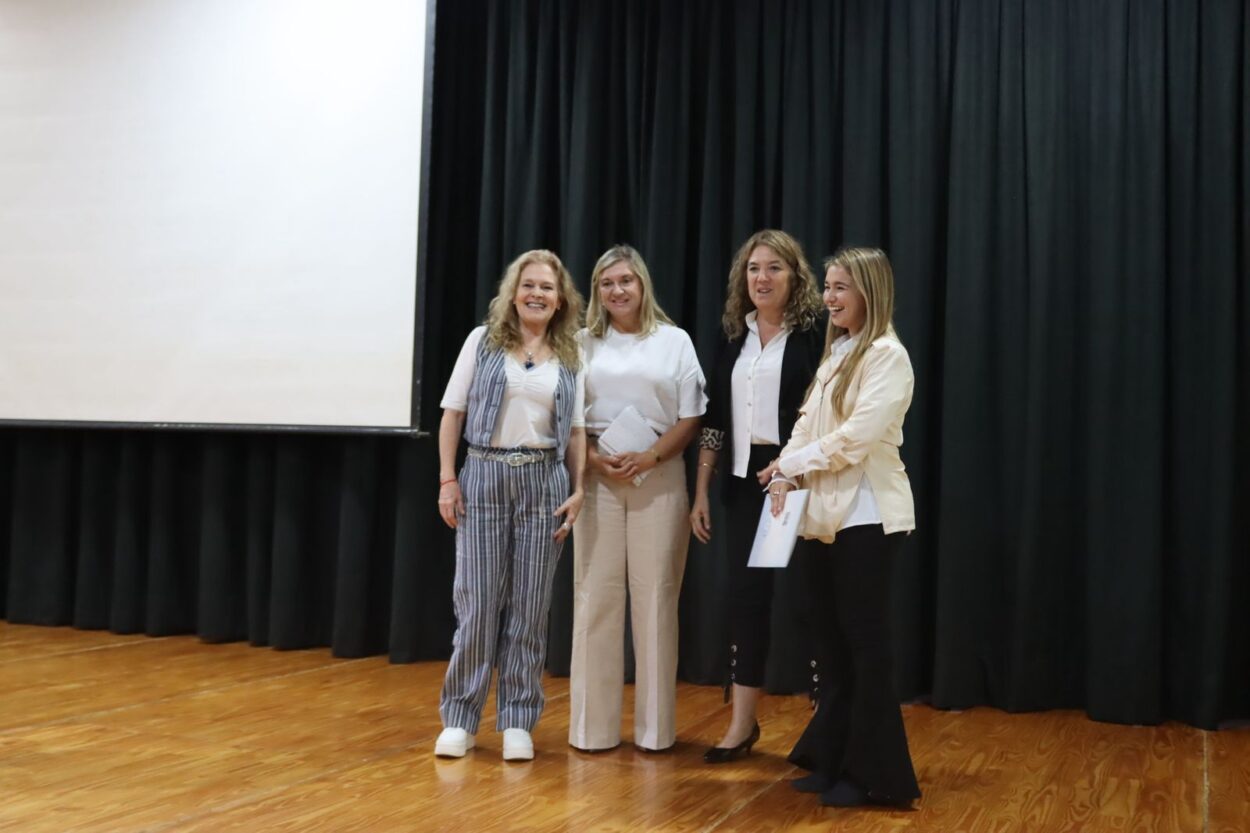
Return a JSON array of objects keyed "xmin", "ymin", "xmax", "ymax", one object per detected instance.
[{"xmin": 0, "ymin": 0, "xmax": 432, "ymax": 431}]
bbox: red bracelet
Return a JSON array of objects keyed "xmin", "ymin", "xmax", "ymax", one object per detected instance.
[{"xmin": 439, "ymin": 476, "xmax": 457, "ymax": 487}]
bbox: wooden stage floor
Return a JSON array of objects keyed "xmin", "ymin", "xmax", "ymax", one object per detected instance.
[{"xmin": 1, "ymin": 622, "xmax": 1245, "ymax": 832}]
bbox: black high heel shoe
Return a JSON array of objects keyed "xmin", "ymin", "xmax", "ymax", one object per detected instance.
[{"xmin": 702, "ymin": 722, "xmax": 760, "ymax": 764}]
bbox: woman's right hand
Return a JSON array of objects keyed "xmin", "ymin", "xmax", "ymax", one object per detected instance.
[
  {"xmin": 437, "ymin": 479, "xmax": 465, "ymax": 528},
  {"xmin": 690, "ymin": 493, "xmax": 712, "ymax": 543},
  {"xmin": 586, "ymin": 442, "xmax": 610, "ymax": 477}
]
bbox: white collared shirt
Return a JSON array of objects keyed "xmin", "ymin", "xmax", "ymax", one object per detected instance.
[{"xmin": 729, "ymin": 311, "xmax": 790, "ymax": 477}]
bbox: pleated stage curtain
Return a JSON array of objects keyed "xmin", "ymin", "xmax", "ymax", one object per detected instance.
[
  {"xmin": 3, "ymin": 0, "xmax": 1248, "ymax": 729},
  {"xmin": 1, "ymin": 430, "xmax": 456, "ymax": 663}
]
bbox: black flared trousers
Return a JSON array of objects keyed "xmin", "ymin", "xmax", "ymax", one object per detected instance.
[{"xmin": 787, "ymin": 524, "xmax": 921, "ymax": 804}]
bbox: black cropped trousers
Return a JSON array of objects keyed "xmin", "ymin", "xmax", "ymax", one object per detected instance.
[{"xmin": 721, "ymin": 444, "xmax": 784, "ymax": 690}]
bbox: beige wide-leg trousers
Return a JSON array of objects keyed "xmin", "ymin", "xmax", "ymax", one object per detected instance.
[{"xmin": 569, "ymin": 456, "xmax": 690, "ymax": 750}]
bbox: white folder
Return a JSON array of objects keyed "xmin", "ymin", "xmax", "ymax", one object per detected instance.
[
  {"xmin": 747, "ymin": 489, "xmax": 810, "ymax": 568},
  {"xmin": 596, "ymin": 405, "xmax": 661, "ymax": 486}
]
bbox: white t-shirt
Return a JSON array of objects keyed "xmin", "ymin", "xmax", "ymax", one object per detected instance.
[
  {"xmin": 581, "ymin": 323, "xmax": 707, "ymax": 435},
  {"xmin": 440, "ymin": 326, "xmax": 586, "ymax": 449},
  {"xmin": 729, "ymin": 310, "xmax": 791, "ymax": 477}
]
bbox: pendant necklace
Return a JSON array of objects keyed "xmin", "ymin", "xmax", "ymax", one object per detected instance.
[{"xmin": 524, "ymin": 349, "xmax": 535, "ymax": 370}]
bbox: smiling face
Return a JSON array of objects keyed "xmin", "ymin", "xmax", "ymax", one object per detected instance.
[
  {"xmin": 597, "ymin": 259, "xmax": 643, "ymax": 330},
  {"xmin": 513, "ymin": 263, "xmax": 561, "ymax": 330},
  {"xmin": 745, "ymin": 245, "xmax": 793, "ymax": 317},
  {"xmin": 824, "ymin": 264, "xmax": 867, "ymax": 335}
]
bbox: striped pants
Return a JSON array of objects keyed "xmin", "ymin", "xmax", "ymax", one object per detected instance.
[{"xmin": 439, "ymin": 454, "xmax": 569, "ymax": 734}]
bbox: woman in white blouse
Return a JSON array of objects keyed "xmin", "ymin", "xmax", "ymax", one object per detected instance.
[
  {"xmin": 690, "ymin": 229, "xmax": 825, "ymax": 764},
  {"xmin": 435, "ymin": 249, "xmax": 586, "ymax": 762},
  {"xmin": 765, "ymin": 247, "xmax": 921, "ymax": 807},
  {"xmin": 568, "ymin": 244, "xmax": 706, "ymax": 752}
]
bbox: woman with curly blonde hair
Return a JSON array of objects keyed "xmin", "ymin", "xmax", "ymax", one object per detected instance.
[
  {"xmin": 692, "ymin": 229, "xmax": 825, "ymax": 763},
  {"xmin": 435, "ymin": 249, "xmax": 587, "ymax": 762}
]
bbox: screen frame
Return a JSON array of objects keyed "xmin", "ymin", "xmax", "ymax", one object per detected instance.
[{"xmin": 0, "ymin": 0, "xmax": 438, "ymax": 438}]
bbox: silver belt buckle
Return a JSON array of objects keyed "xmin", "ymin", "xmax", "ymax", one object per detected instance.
[{"xmin": 505, "ymin": 451, "xmax": 528, "ymax": 467}]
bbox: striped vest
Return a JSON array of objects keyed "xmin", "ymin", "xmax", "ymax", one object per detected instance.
[{"xmin": 463, "ymin": 334, "xmax": 576, "ymax": 461}]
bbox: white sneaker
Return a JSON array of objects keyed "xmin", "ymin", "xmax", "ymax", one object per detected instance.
[
  {"xmin": 502, "ymin": 728, "xmax": 534, "ymax": 761},
  {"xmin": 434, "ymin": 727, "xmax": 475, "ymax": 758}
]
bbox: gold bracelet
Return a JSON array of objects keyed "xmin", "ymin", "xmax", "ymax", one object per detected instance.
[{"xmin": 698, "ymin": 462, "xmax": 717, "ymax": 471}]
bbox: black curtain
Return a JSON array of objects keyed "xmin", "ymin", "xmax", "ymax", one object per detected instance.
[
  {"xmin": 3, "ymin": 0, "xmax": 1247, "ymax": 729},
  {"xmin": 0, "ymin": 430, "xmax": 457, "ymax": 663}
]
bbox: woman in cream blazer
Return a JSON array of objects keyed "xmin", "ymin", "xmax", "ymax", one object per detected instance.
[{"xmin": 764, "ymin": 247, "xmax": 921, "ymax": 809}]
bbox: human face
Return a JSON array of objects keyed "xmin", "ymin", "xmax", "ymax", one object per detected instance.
[
  {"xmin": 597, "ymin": 260, "xmax": 643, "ymax": 331},
  {"xmin": 824, "ymin": 265, "xmax": 866, "ymax": 335},
  {"xmin": 513, "ymin": 263, "xmax": 561, "ymax": 330},
  {"xmin": 746, "ymin": 245, "xmax": 793, "ymax": 319}
]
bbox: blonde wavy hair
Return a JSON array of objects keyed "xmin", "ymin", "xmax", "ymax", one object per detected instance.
[
  {"xmin": 721, "ymin": 229, "xmax": 823, "ymax": 340},
  {"xmin": 584, "ymin": 244, "xmax": 675, "ymax": 338},
  {"xmin": 484, "ymin": 249, "xmax": 584, "ymax": 370},
  {"xmin": 822, "ymin": 247, "xmax": 899, "ymax": 419}
]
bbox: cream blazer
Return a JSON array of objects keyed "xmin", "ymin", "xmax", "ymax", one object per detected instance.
[{"xmin": 778, "ymin": 333, "xmax": 915, "ymax": 543}]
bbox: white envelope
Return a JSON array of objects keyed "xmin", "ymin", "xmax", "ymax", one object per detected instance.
[{"xmin": 747, "ymin": 489, "xmax": 810, "ymax": 568}]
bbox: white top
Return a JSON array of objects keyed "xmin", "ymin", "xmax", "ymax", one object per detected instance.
[
  {"xmin": 440, "ymin": 326, "xmax": 586, "ymax": 448},
  {"xmin": 581, "ymin": 323, "xmax": 707, "ymax": 434},
  {"xmin": 777, "ymin": 334, "xmax": 880, "ymax": 529},
  {"xmin": 729, "ymin": 311, "xmax": 791, "ymax": 478}
]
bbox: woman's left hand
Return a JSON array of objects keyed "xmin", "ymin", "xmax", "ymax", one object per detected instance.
[{"xmin": 553, "ymin": 489, "xmax": 584, "ymax": 541}]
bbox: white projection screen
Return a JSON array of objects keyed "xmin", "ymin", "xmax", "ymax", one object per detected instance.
[{"xmin": 0, "ymin": 0, "xmax": 432, "ymax": 431}]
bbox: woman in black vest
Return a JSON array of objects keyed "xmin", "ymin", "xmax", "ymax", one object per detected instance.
[
  {"xmin": 690, "ymin": 230, "xmax": 825, "ymax": 762},
  {"xmin": 434, "ymin": 249, "xmax": 586, "ymax": 762}
]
